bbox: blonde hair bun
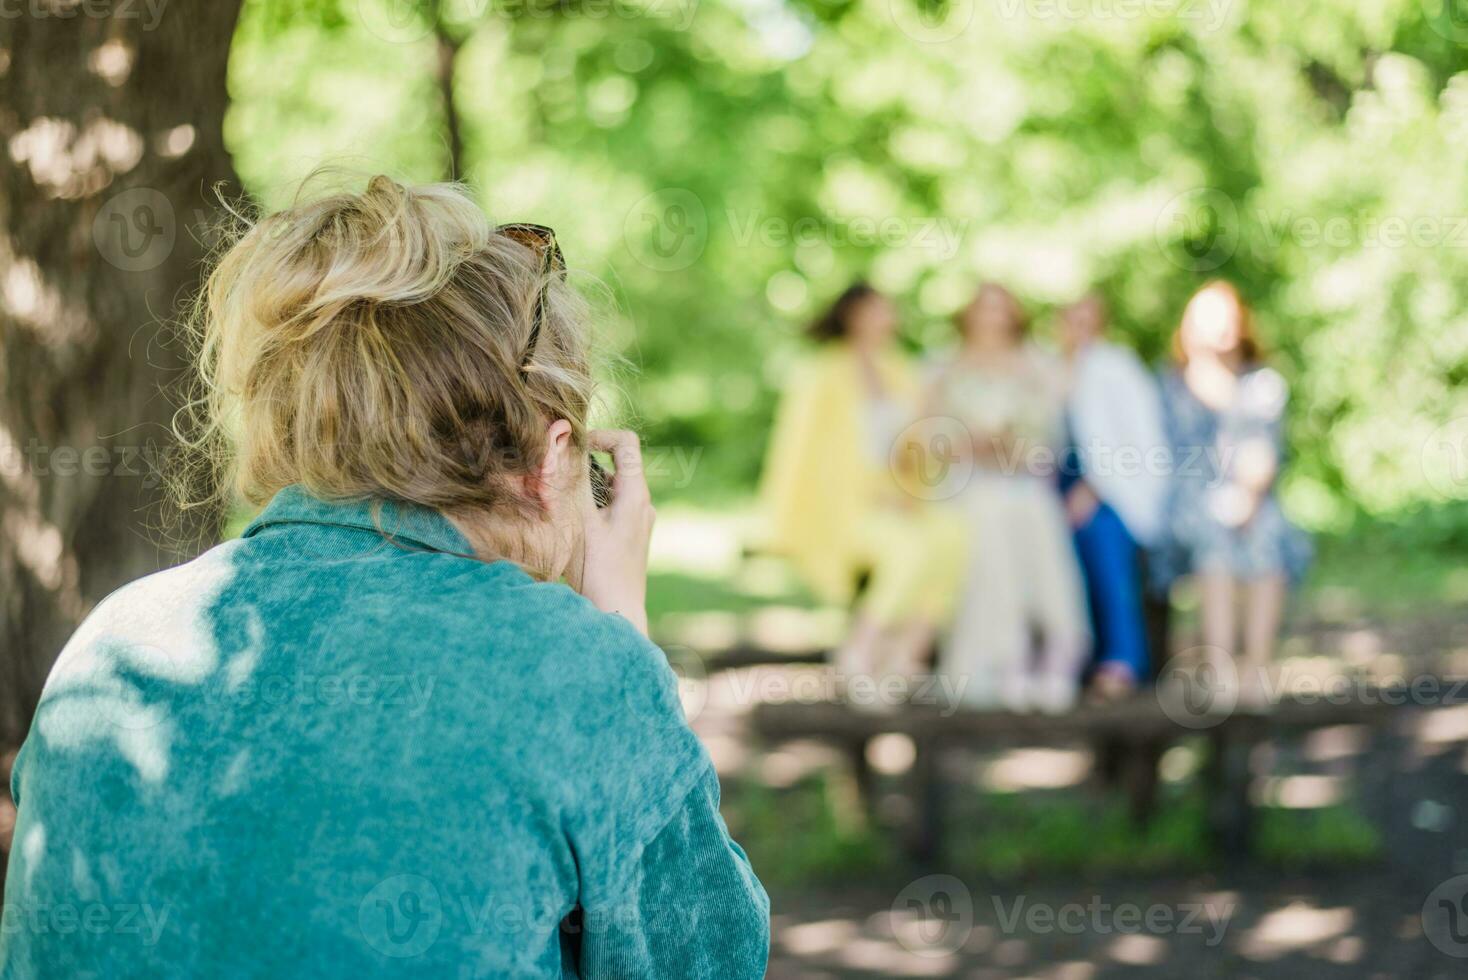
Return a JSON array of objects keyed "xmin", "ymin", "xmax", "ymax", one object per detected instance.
[{"xmin": 180, "ymin": 173, "xmax": 593, "ymax": 518}]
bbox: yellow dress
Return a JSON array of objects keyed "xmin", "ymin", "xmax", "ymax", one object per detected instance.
[{"xmin": 759, "ymin": 344, "xmax": 964, "ymax": 625}]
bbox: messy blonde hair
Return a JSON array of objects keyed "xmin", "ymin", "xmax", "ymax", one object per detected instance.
[{"xmin": 177, "ymin": 174, "xmax": 595, "ymax": 528}]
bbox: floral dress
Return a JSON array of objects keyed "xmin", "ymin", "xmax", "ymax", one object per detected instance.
[{"xmin": 1152, "ymin": 365, "xmax": 1312, "ymax": 589}]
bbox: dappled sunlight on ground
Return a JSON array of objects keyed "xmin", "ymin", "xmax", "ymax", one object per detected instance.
[
  {"xmin": 1302, "ymin": 726, "xmax": 1370, "ymax": 762},
  {"xmin": 1256, "ymin": 775, "xmax": 1345, "ymax": 809},
  {"xmin": 868, "ymin": 733, "xmax": 918, "ymax": 777},
  {"xmin": 748, "ymin": 606, "xmax": 846, "ymax": 653},
  {"xmin": 981, "ymin": 749, "xmax": 1093, "ymax": 793},
  {"xmin": 1158, "ymin": 743, "xmax": 1204, "ymax": 784},
  {"xmin": 1414, "ymin": 704, "xmax": 1468, "ymax": 746},
  {"xmin": 1239, "ymin": 902, "xmax": 1355, "ymax": 960},
  {"xmin": 758, "ymin": 741, "xmax": 848, "ymax": 790},
  {"xmin": 1106, "ymin": 932, "xmax": 1168, "ymax": 965},
  {"xmin": 734, "ymin": 692, "xmax": 1468, "ymax": 976},
  {"xmin": 649, "ymin": 505, "xmax": 753, "ymax": 578},
  {"xmin": 763, "ymin": 873, "xmax": 1453, "ymax": 978}
]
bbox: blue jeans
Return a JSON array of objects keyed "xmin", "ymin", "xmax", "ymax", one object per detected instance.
[{"xmin": 1074, "ymin": 503, "xmax": 1149, "ymax": 680}]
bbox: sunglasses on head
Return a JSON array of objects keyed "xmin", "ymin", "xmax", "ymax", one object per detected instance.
[
  {"xmin": 495, "ymin": 222, "xmax": 565, "ymax": 374},
  {"xmin": 495, "ymin": 223, "xmax": 611, "ymax": 509}
]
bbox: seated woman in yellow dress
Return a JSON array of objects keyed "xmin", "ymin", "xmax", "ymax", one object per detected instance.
[{"xmin": 760, "ymin": 283, "xmax": 966, "ymax": 706}]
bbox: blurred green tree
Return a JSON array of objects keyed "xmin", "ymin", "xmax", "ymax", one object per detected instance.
[{"xmin": 228, "ymin": 0, "xmax": 1468, "ymax": 531}]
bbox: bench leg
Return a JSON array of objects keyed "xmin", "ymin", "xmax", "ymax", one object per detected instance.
[
  {"xmin": 1095, "ymin": 734, "xmax": 1125, "ymax": 787},
  {"xmin": 1206, "ymin": 725, "xmax": 1256, "ymax": 859},
  {"xmin": 1359, "ymin": 715, "xmax": 1409, "ymax": 877},
  {"xmin": 906, "ymin": 737, "xmax": 946, "ymax": 865},
  {"xmin": 846, "ymin": 735, "xmax": 875, "ymax": 817},
  {"xmin": 1095, "ymin": 734, "xmax": 1166, "ymax": 828},
  {"xmin": 1124, "ymin": 737, "xmax": 1165, "ymax": 828},
  {"xmin": 826, "ymin": 736, "xmax": 875, "ymax": 836}
]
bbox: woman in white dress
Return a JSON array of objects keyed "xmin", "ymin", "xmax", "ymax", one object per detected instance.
[{"xmin": 928, "ymin": 284, "xmax": 1090, "ymax": 713}]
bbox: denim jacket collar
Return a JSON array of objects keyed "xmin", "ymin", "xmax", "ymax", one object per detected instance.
[{"xmin": 242, "ymin": 485, "xmax": 474, "ymax": 556}]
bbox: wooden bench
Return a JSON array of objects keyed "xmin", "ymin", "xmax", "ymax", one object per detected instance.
[
  {"xmin": 748, "ymin": 685, "xmax": 1444, "ymax": 864},
  {"xmin": 696, "ymin": 644, "xmax": 826, "ymax": 674}
]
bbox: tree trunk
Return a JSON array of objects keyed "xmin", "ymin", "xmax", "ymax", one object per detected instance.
[
  {"xmin": 434, "ymin": 1, "xmax": 465, "ymax": 179},
  {"xmin": 0, "ymin": 0, "xmax": 244, "ymax": 753}
]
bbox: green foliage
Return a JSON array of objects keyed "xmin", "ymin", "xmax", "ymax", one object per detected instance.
[{"xmin": 228, "ymin": 0, "xmax": 1468, "ymax": 523}]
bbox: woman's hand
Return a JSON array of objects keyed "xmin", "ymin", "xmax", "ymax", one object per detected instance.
[
  {"xmin": 1232, "ymin": 437, "xmax": 1279, "ymax": 494},
  {"xmin": 1064, "ymin": 481, "xmax": 1102, "ymax": 529},
  {"xmin": 971, "ymin": 426, "xmax": 1016, "ymax": 467},
  {"xmin": 580, "ymin": 429, "xmax": 655, "ymax": 636}
]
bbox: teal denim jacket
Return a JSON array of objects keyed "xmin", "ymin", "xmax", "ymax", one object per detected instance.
[{"xmin": 0, "ymin": 487, "xmax": 769, "ymax": 978}]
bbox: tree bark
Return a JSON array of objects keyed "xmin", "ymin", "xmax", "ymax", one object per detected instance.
[
  {"xmin": 434, "ymin": 0, "xmax": 465, "ymax": 179},
  {"xmin": 0, "ymin": 0, "xmax": 244, "ymax": 751}
]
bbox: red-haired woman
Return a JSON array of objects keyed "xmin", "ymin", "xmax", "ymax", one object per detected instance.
[{"xmin": 1155, "ymin": 281, "xmax": 1310, "ymax": 704}]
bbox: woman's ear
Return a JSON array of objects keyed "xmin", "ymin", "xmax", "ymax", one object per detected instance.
[{"xmin": 529, "ymin": 419, "xmax": 578, "ymax": 511}]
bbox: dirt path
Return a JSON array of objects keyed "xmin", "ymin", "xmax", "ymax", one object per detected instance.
[{"xmin": 766, "ymin": 866, "xmax": 1459, "ymax": 979}]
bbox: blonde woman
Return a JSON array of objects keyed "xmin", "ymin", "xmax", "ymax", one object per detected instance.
[
  {"xmin": 929, "ymin": 284, "xmax": 1090, "ymax": 713},
  {"xmin": 761, "ymin": 283, "xmax": 965, "ymax": 707},
  {"xmin": 0, "ymin": 178, "xmax": 769, "ymax": 977}
]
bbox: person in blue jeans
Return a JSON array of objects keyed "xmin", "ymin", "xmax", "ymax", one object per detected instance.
[
  {"xmin": 0, "ymin": 176, "xmax": 769, "ymax": 978},
  {"xmin": 1058, "ymin": 295, "xmax": 1171, "ymax": 699}
]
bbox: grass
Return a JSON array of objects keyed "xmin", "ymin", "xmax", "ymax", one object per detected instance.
[
  {"xmin": 1302, "ymin": 527, "xmax": 1468, "ymax": 622},
  {"xmin": 1254, "ymin": 805, "xmax": 1381, "ymax": 867},
  {"xmin": 733, "ymin": 776, "xmax": 895, "ymax": 888},
  {"xmin": 646, "ymin": 568, "xmax": 808, "ymax": 624},
  {"xmin": 953, "ymin": 791, "xmax": 1215, "ymax": 879},
  {"xmin": 730, "ymin": 772, "xmax": 1382, "ymax": 887}
]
